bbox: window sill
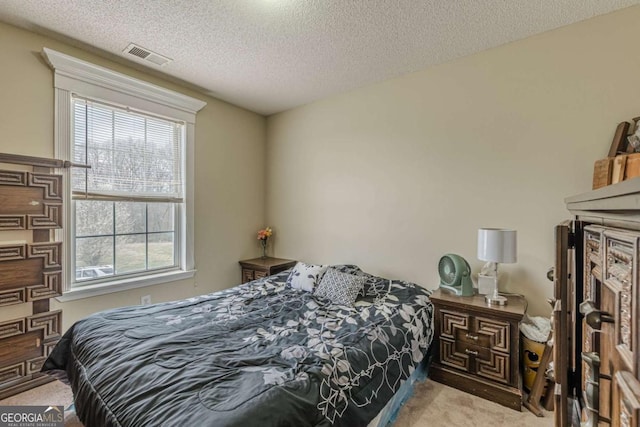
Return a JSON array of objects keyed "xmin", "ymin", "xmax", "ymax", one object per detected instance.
[{"xmin": 55, "ymin": 269, "xmax": 196, "ymax": 302}]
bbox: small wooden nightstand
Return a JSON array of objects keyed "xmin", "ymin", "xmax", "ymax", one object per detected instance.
[
  {"xmin": 238, "ymin": 257, "xmax": 296, "ymax": 283},
  {"xmin": 429, "ymin": 289, "xmax": 526, "ymax": 411}
]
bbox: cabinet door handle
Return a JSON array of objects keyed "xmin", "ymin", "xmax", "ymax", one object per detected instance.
[
  {"xmin": 464, "ymin": 348, "xmax": 478, "ymax": 356},
  {"xmin": 465, "ymin": 333, "xmax": 479, "ymax": 341},
  {"xmin": 579, "ymin": 301, "xmax": 614, "ymax": 330}
]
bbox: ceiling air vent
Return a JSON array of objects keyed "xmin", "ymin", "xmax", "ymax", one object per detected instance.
[{"xmin": 123, "ymin": 43, "xmax": 172, "ymax": 67}]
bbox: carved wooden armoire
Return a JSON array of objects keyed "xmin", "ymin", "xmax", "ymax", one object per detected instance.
[
  {"xmin": 0, "ymin": 154, "xmax": 64, "ymax": 399},
  {"xmin": 554, "ymin": 178, "xmax": 640, "ymax": 426}
]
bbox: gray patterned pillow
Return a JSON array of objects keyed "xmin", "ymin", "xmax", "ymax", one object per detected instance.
[
  {"xmin": 286, "ymin": 262, "xmax": 328, "ymax": 292},
  {"xmin": 314, "ymin": 267, "xmax": 366, "ymax": 306}
]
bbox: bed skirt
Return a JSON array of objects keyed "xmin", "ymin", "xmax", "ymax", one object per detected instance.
[{"xmin": 367, "ymin": 353, "xmax": 431, "ymax": 427}]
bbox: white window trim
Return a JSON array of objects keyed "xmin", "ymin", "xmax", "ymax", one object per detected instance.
[{"xmin": 43, "ymin": 48, "xmax": 206, "ymax": 301}]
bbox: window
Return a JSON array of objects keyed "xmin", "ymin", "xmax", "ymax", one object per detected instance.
[
  {"xmin": 44, "ymin": 48, "xmax": 206, "ymax": 300},
  {"xmin": 72, "ymin": 98, "xmax": 183, "ymax": 284}
]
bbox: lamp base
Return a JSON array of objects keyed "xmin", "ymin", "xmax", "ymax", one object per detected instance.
[{"xmin": 485, "ymin": 293, "xmax": 508, "ymax": 306}]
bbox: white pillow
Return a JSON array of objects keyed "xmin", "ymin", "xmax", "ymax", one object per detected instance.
[{"xmin": 286, "ymin": 262, "xmax": 328, "ymax": 292}]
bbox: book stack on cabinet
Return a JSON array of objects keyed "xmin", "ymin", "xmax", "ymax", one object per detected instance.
[{"xmin": 593, "ymin": 118, "xmax": 640, "ymax": 189}]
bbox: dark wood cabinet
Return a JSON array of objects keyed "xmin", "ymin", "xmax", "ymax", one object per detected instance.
[
  {"xmin": 554, "ymin": 178, "xmax": 640, "ymax": 427},
  {"xmin": 429, "ymin": 289, "xmax": 526, "ymax": 411},
  {"xmin": 0, "ymin": 154, "xmax": 65, "ymax": 400},
  {"xmin": 238, "ymin": 257, "xmax": 296, "ymax": 283}
]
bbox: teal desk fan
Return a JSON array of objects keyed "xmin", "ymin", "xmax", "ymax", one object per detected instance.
[{"xmin": 438, "ymin": 254, "xmax": 474, "ymax": 296}]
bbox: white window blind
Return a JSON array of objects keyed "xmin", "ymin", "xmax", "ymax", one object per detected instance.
[{"xmin": 72, "ymin": 96, "xmax": 185, "ymax": 203}]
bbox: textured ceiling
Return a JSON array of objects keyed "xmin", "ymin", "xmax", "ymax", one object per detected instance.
[{"xmin": 0, "ymin": 0, "xmax": 638, "ymax": 115}]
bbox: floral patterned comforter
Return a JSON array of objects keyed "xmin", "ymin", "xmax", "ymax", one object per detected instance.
[{"xmin": 42, "ymin": 265, "xmax": 433, "ymax": 427}]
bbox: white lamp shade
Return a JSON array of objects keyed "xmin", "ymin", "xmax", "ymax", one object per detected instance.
[{"xmin": 477, "ymin": 228, "xmax": 517, "ymax": 263}]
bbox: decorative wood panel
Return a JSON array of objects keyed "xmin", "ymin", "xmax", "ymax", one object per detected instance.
[
  {"xmin": 27, "ymin": 271, "xmax": 61, "ymax": 301},
  {"xmin": 599, "ymin": 279, "xmax": 620, "ymax": 422},
  {"xmin": 440, "ymin": 338, "xmax": 470, "ymax": 371},
  {"xmin": 0, "ymin": 215, "xmax": 25, "ymax": 229},
  {"xmin": 25, "ymin": 357, "xmax": 46, "ymax": 375},
  {"xmin": 477, "ymin": 351, "xmax": 510, "ymax": 384},
  {"xmin": 582, "ymin": 227, "xmax": 603, "ymax": 413},
  {"xmin": 582, "ymin": 321, "xmax": 600, "ymax": 405},
  {"xmin": 0, "ymin": 245, "xmax": 25, "ymax": 261},
  {"xmin": 43, "ymin": 340, "xmax": 56, "ymax": 358},
  {"xmin": 0, "ymin": 319, "xmax": 25, "ymax": 339},
  {"xmin": 27, "ymin": 310, "xmax": 62, "ymax": 341},
  {"xmin": 28, "ymin": 173, "xmax": 62, "ymax": 201},
  {"xmin": 0, "ymin": 170, "xmax": 28, "ymax": 186},
  {"xmin": 0, "ymin": 242, "xmax": 62, "ymax": 306},
  {"xmin": 0, "ymin": 289, "xmax": 25, "ymax": 306},
  {"xmin": 28, "ymin": 242, "xmax": 61, "ymax": 269},
  {"xmin": 0, "ymin": 311, "xmax": 62, "ymax": 399},
  {"xmin": 615, "ymin": 372, "xmax": 640, "ymax": 427},
  {"xmin": 0, "ymin": 154, "xmax": 66, "ymax": 400},
  {"xmin": 29, "ymin": 204, "xmax": 61, "ymax": 229},
  {"xmin": 439, "ymin": 310, "xmax": 468, "ymax": 338},
  {"xmin": 0, "ymin": 363, "xmax": 24, "ymax": 384},
  {"xmin": 475, "ymin": 317, "xmax": 510, "ymax": 353},
  {"xmin": 0, "ymin": 170, "xmax": 62, "ymax": 230},
  {"xmin": 604, "ymin": 231, "xmax": 638, "ymax": 375},
  {"xmin": 584, "ymin": 226, "xmax": 603, "ymax": 303}
]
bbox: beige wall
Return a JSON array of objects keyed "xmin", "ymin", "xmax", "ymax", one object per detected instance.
[
  {"xmin": 0, "ymin": 22, "xmax": 266, "ymax": 330},
  {"xmin": 3, "ymin": 6, "xmax": 640, "ymax": 327},
  {"xmin": 266, "ymin": 6, "xmax": 640, "ymax": 316}
]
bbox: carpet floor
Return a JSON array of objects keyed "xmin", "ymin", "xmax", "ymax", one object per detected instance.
[{"xmin": 0, "ymin": 378, "xmax": 552, "ymax": 426}]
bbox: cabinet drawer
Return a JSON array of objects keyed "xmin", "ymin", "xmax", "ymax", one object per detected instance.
[
  {"xmin": 242, "ymin": 269, "xmax": 254, "ymax": 283},
  {"xmin": 0, "ymin": 331, "xmax": 42, "ymax": 367},
  {"xmin": 254, "ymin": 270, "xmax": 267, "ymax": 279},
  {"xmin": 454, "ymin": 341, "xmax": 491, "ymax": 361},
  {"xmin": 440, "ymin": 309, "xmax": 510, "ymax": 353},
  {"xmin": 440, "ymin": 338, "xmax": 497, "ymax": 364},
  {"xmin": 439, "ymin": 337, "xmax": 511, "ymax": 385},
  {"xmin": 455, "ymin": 328, "xmax": 491, "ymax": 348}
]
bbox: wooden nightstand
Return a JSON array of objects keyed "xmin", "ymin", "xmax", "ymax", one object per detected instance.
[
  {"xmin": 238, "ymin": 257, "xmax": 296, "ymax": 283},
  {"xmin": 429, "ymin": 288, "xmax": 526, "ymax": 411}
]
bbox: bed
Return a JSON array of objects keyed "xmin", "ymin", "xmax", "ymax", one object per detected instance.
[{"xmin": 42, "ymin": 264, "xmax": 434, "ymax": 426}]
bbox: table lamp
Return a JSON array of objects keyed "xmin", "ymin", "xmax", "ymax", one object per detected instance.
[{"xmin": 477, "ymin": 228, "xmax": 517, "ymax": 306}]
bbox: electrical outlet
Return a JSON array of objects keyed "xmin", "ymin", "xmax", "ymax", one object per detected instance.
[{"xmin": 141, "ymin": 295, "xmax": 151, "ymax": 305}]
